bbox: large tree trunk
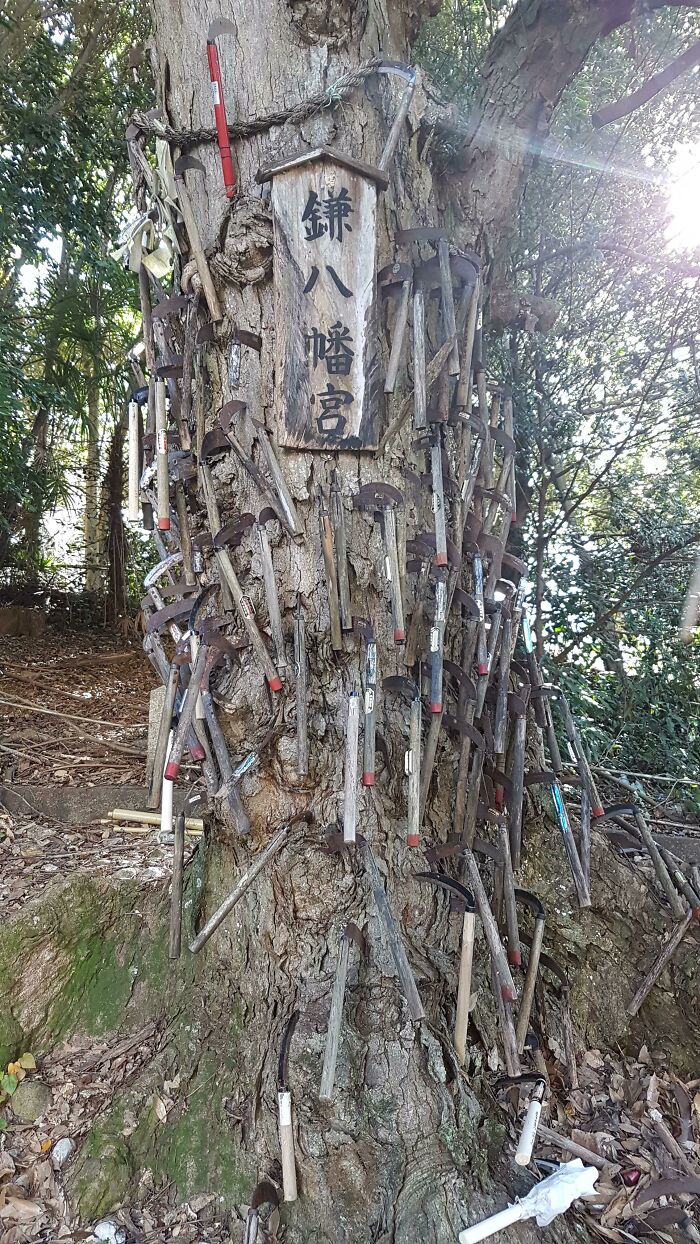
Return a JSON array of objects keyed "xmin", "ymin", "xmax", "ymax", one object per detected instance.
[{"xmin": 108, "ymin": 2, "xmax": 687, "ymax": 1239}]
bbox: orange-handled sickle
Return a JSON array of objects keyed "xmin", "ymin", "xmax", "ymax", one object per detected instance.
[{"xmin": 207, "ymin": 20, "xmax": 237, "ymax": 198}]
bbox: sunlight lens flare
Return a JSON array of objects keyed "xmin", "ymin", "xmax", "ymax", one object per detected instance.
[{"xmin": 665, "ymin": 145, "xmax": 700, "ymax": 252}]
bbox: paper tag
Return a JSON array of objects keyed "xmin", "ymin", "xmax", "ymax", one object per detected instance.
[
  {"xmin": 404, "ymin": 749, "xmax": 414, "ymax": 776},
  {"xmin": 461, "ymin": 480, "xmax": 468, "ymax": 501},
  {"xmin": 435, "ymin": 582, "xmax": 447, "ymax": 621},
  {"xmin": 157, "ymin": 429, "xmax": 167, "ymax": 454},
  {"xmin": 366, "ymin": 642, "xmax": 377, "ymax": 683},
  {"xmin": 430, "ymin": 627, "xmax": 440, "ymax": 652},
  {"xmin": 278, "ymin": 1091, "xmax": 292, "ymax": 1125},
  {"xmin": 365, "ymin": 688, "xmax": 375, "ymax": 714},
  {"xmin": 239, "ymin": 596, "xmax": 252, "ymax": 619},
  {"xmin": 432, "ymin": 492, "xmax": 441, "ymax": 513},
  {"xmin": 211, "ymin": 80, "xmax": 220, "ymax": 106},
  {"xmin": 385, "ymin": 555, "xmax": 392, "ymax": 582}
]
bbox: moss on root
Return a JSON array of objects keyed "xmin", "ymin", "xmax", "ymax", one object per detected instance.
[{"xmin": 70, "ymin": 1038, "xmax": 253, "ymax": 1217}]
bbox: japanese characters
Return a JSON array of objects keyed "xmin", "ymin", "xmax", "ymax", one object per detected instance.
[{"xmin": 261, "ymin": 148, "xmax": 384, "ymax": 451}]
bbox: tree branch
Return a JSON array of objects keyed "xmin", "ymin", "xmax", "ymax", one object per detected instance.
[{"xmin": 592, "ymin": 38, "xmax": 700, "ymax": 128}]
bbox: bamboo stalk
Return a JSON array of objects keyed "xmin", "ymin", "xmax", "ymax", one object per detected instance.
[{"xmin": 110, "ymin": 807, "xmax": 204, "ymax": 831}]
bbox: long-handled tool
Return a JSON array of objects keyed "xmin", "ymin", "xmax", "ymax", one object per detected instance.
[
  {"xmin": 382, "ymin": 675, "xmax": 422, "ymax": 848},
  {"xmin": 601, "ymin": 803, "xmax": 686, "ymax": 919},
  {"xmin": 277, "ymin": 1010, "xmax": 299, "ymax": 1202},
  {"xmin": 462, "ymin": 847, "xmax": 517, "ymax": 1004},
  {"xmin": 318, "ymin": 484, "xmax": 343, "ymax": 651},
  {"xmin": 319, "ymin": 922, "xmax": 365, "ymax": 1102},
  {"xmin": 415, "ymin": 872, "xmax": 476, "ymax": 1065},
  {"xmin": 553, "ymin": 690, "xmax": 604, "ymax": 818},
  {"xmin": 379, "ymin": 262, "xmax": 412, "ymax": 394},
  {"xmin": 200, "ymin": 463, "xmax": 283, "ymax": 691},
  {"xmin": 364, "ymin": 839, "xmax": 426, "ymax": 1023},
  {"xmin": 294, "ymin": 594, "xmax": 308, "ymax": 777},
  {"xmin": 343, "ymin": 689, "xmax": 360, "ymax": 844},
  {"xmin": 352, "ymin": 483, "xmax": 405, "ymax": 643},
  {"xmin": 169, "ymin": 790, "xmax": 205, "ymax": 960},
  {"xmin": 164, "ymin": 617, "xmax": 238, "ymax": 782},
  {"xmin": 330, "ymin": 469, "xmax": 352, "ymax": 630},
  {"xmin": 128, "ymin": 394, "xmax": 141, "ymax": 522},
  {"xmin": 189, "ymin": 811, "xmax": 312, "ymax": 952},
  {"xmin": 256, "ymin": 507, "xmax": 286, "ymax": 675},
  {"xmin": 173, "ymin": 156, "xmax": 223, "ymax": 322},
  {"xmin": 514, "ymin": 1076, "xmax": 546, "ymax": 1167},
  {"xmin": 354, "ymin": 620, "xmax": 378, "ymax": 787},
  {"xmin": 206, "ymin": 20, "xmax": 237, "ymax": 199},
  {"xmin": 514, "ymin": 889, "xmax": 546, "ymax": 1052},
  {"xmin": 147, "ymin": 659, "xmax": 181, "ymax": 809},
  {"xmin": 155, "ymin": 379, "xmax": 170, "ymax": 530}
]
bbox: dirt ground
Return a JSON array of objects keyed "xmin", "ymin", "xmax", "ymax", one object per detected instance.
[
  {"xmin": 2, "ymin": 631, "xmax": 700, "ymax": 1243},
  {"xmin": 0, "ymin": 632, "xmax": 230, "ymax": 1243}
]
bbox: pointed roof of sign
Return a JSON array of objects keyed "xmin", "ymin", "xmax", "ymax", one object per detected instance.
[{"xmin": 256, "ymin": 146, "xmax": 389, "ymax": 190}]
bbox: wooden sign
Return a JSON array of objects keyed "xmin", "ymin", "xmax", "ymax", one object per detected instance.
[{"xmin": 258, "ymin": 148, "xmax": 388, "ymax": 451}]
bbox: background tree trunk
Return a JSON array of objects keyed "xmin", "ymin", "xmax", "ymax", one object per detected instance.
[{"xmin": 83, "ymin": 367, "xmax": 103, "ymax": 594}]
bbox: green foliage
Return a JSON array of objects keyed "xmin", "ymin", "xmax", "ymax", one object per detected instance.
[
  {"xmin": 507, "ymin": 11, "xmax": 700, "ymax": 782},
  {"xmin": 0, "ymin": 1, "xmax": 148, "ymax": 575}
]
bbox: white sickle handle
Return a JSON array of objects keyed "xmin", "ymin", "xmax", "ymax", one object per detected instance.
[{"xmin": 515, "ymin": 1096, "xmax": 542, "ymax": 1167}]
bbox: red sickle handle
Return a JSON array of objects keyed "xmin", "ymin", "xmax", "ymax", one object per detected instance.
[{"xmin": 207, "ymin": 41, "xmax": 236, "ymax": 199}]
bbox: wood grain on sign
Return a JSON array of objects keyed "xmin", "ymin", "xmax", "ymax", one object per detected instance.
[{"xmin": 258, "ymin": 149, "xmax": 387, "ymax": 451}]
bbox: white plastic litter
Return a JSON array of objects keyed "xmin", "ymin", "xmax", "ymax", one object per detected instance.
[
  {"xmin": 458, "ymin": 1159, "xmax": 599, "ymax": 1244},
  {"xmin": 50, "ymin": 1137, "xmax": 75, "ymax": 1169},
  {"xmin": 93, "ymin": 1221, "xmax": 126, "ymax": 1244}
]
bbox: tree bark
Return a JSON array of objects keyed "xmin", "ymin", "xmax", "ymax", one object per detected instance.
[{"xmin": 139, "ymin": 1, "xmax": 682, "ymax": 1238}]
